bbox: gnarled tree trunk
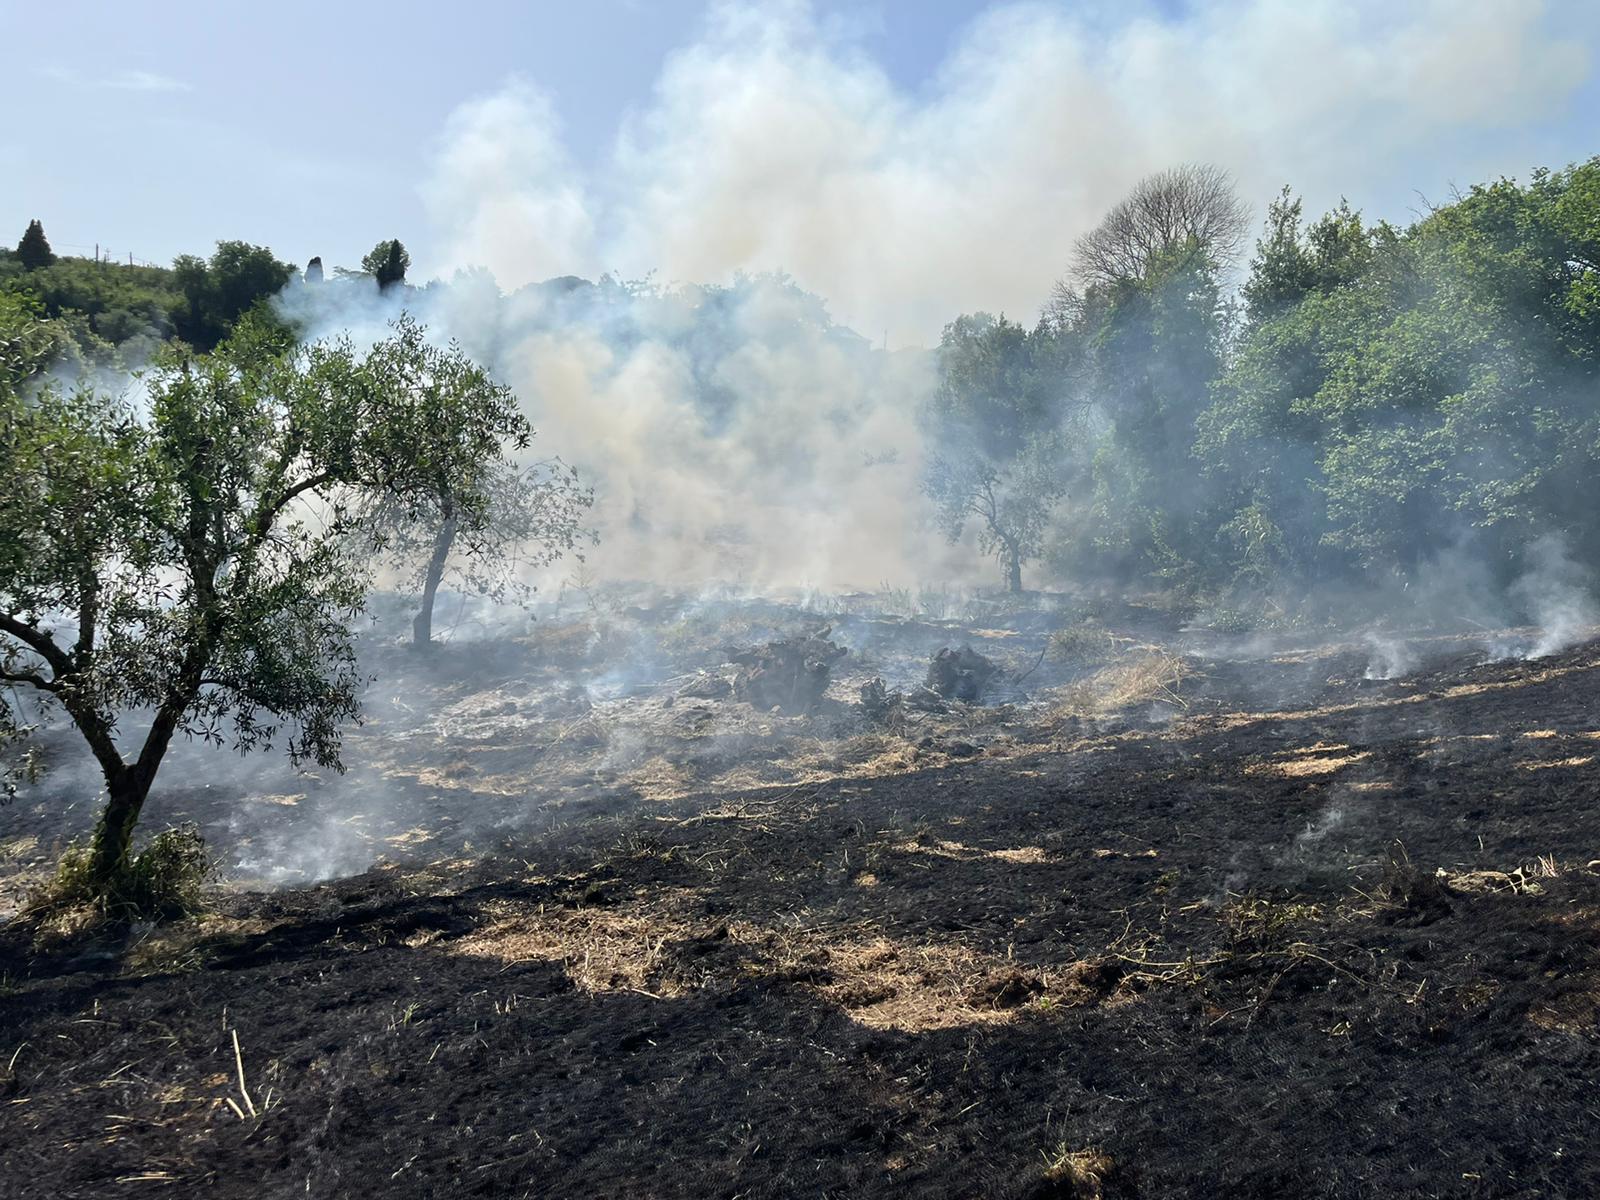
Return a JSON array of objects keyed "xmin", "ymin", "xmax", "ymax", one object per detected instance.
[
  {"xmin": 87, "ymin": 767, "xmax": 153, "ymax": 884},
  {"xmin": 1005, "ymin": 544, "xmax": 1023, "ymax": 594},
  {"xmin": 412, "ymin": 498, "xmax": 458, "ymax": 648},
  {"xmin": 83, "ymin": 699, "xmax": 186, "ymax": 886}
]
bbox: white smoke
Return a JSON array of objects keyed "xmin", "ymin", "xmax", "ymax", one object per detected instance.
[
  {"xmin": 1512, "ymin": 533, "xmax": 1598, "ymax": 658},
  {"xmin": 422, "ymin": 0, "xmax": 1592, "ymax": 344},
  {"xmin": 276, "ymin": 271, "xmax": 977, "ymax": 590},
  {"xmin": 1362, "ymin": 633, "xmax": 1417, "ymax": 681},
  {"xmin": 282, "ymin": 0, "xmax": 1594, "ymax": 593}
]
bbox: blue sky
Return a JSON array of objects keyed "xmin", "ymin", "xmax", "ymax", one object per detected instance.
[
  {"xmin": 3, "ymin": 1, "xmax": 1002, "ymax": 269},
  {"xmin": 3, "ymin": 0, "xmax": 1597, "ymax": 334}
]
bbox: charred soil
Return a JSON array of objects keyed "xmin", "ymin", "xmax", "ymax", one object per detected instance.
[{"xmin": 3, "ymin": 622, "xmax": 1600, "ymax": 1197}]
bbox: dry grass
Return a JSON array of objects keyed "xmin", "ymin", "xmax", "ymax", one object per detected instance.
[
  {"xmin": 453, "ymin": 898, "xmax": 708, "ymax": 997},
  {"xmin": 1048, "ymin": 623, "xmax": 1122, "ymax": 667},
  {"xmin": 1040, "ymin": 1145, "xmax": 1118, "ymax": 1199},
  {"xmin": 1051, "ymin": 648, "xmax": 1190, "ymax": 716},
  {"xmin": 1246, "ymin": 749, "xmax": 1371, "ymax": 778},
  {"xmin": 817, "ymin": 937, "xmax": 1052, "ymax": 1030}
]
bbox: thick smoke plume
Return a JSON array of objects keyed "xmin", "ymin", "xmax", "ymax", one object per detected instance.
[
  {"xmin": 424, "ymin": 0, "xmax": 1591, "ymax": 343},
  {"xmin": 275, "ymin": 274, "xmax": 962, "ymax": 590},
  {"xmin": 296, "ymin": 0, "xmax": 1592, "ymax": 593}
]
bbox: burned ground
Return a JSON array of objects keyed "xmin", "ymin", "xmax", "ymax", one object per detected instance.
[{"xmin": 2, "ymin": 603, "xmax": 1600, "ymax": 1197}]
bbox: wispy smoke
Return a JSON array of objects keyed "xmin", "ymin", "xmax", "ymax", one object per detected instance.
[
  {"xmin": 1511, "ymin": 533, "xmax": 1599, "ymax": 658},
  {"xmin": 1362, "ymin": 633, "xmax": 1417, "ymax": 681}
]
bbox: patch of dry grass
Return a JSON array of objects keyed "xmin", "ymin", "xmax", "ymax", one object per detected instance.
[
  {"xmin": 1051, "ymin": 648, "xmax": 1190, "ymax": 716},
  {"xmin": 1040, "ymin": 1145, "xmax": 1118, "ymax": 1199},
  {"xmin": 452, "ymin": 898, "xmax": 708, "ymax": 997},
  {"xmin": 1246, "ymin": 750, "xmax": 1371, "ymax": 778}
]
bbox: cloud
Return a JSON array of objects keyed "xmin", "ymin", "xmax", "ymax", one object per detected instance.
[
  {"xmin": 40, "ymin": 65, "xmax": 191, "ymax": 93},
  {"xmin": 422, "ymin": 0, "xmax": 1594, "ymax": 345}
]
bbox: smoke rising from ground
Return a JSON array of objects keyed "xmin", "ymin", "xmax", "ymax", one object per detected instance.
[
  {"xmin": 320, "ymin": 0, "xmax": 1597, "ymax": 595},
  {"xmin": 276, "ymin": 272, "xmax": 967, "ymax": 590}
]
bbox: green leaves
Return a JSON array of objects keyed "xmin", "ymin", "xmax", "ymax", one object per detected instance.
[
  {"xmin": 0, "ymin": 314, "xmax": 566, "ymax": 846},
  {"xmin": 1208, "ymin": 157, "xmax": 1600, "ymax": 580}
]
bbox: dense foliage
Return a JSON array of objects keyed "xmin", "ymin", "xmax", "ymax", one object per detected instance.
[
  {"xmin": 928, "ymin": 159, "xmax": 1600, "ymax": 609},
  {"xmin": 0, "ymin": 314, "xmax": 545, "ymax": 889},
  {"xmin": 0, "ymin": 229, "xmax": 295, "ymax": 362},
  {"xmin": 362, "ymin": 238, "xmax": 411, "ymax": 290}
]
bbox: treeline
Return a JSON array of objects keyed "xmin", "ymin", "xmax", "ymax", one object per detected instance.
[
  {"xmin": 928, "ymin": 160, "xmax": 1600, "ymax": 613},
  {"xmin": 0, "ymin": 222, "xmax": 414, "ymax": 365},
  {"xmin": 9, "ymin": 157, "xmax": 1599, "ymax": 617}
]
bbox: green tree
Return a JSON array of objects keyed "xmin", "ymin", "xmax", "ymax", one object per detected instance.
[
  {"xmin": 1201, "ymin": 159, "xmax": 1600, "ymax": 586},
  {"xmin": 207, "ymin": 241, "xmax": 294, "ymax": 328},
  {"xmin": 922, "ymin": 313, "xmax": 1078, "ymax": 591},
  {"xmin": 363, "ymin": 239, "xmax": 411, "ymax": 290},
  {"xmin": 164, "ymin": 242, "xmax": 293, "ymax": 350},
  {"xmin": 16, "ymin": 220, "xmax": 55, "ymax": 271},
  {"xmin": 1066, "ymin": 242, "xmax": 1230, "ymax": 584},
  {"xmin": 926, "ymin": 434, "xmax": 1066, "ymax": 593},
  {"xmin": 0, "ymin": 315, "xmax": 535, "ymax": 894},
  {"xmin": 1239, "ymin": 190, "xmax": 1376, "ymax": 330},
  {"xmin": 350, "ymin": 332, "xmax": 595, "ymax": 646},
  {"xmin": 169, "ymin": 253, "xmax": 214, "ymax": 347},
  {"xmin": 0, "ymin": 293, "xmax": 58, "ymax": 391}
]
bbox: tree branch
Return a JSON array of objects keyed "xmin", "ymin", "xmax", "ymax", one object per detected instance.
[
  {"xmin": 0, "ymin": 614, "xmax": 73, "ymax": 678},
  {"xmin": 242, "ymin": 469, "xmax": 339, "ymax": 552},
  {"xmin": 73, "ymin": 569, "xmax": 99, "ymax": 670},
  {"xmin": 0, "ymin": 665, "xmax": 58, "ymax": 692}
]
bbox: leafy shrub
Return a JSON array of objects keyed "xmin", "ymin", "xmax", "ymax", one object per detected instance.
[{"xmin": 45, "ymin": 824, "xmax": 213, "ymax": 920}]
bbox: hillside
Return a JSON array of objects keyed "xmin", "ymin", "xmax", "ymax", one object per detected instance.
[{"xmin": 3, "ymin": 606, "xmax": 1598, "ymax": 1198}]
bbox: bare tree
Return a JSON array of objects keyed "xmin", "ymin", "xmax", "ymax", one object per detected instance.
[{"xmin": 1072, "ymin": 164, "xmax": 1250, "ymax": 288}]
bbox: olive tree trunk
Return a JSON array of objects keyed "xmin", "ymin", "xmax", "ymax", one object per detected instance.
[
  {"xmin": 87, "ymin": 767, "xmax": 155, "ymax": 884},
  {"xmin": 79, "ymin": 687, "xmax": 191, "ymax": 886},
  {"xmin": 412, "ymin": 504, "xmax": 459, "ymax": 648}
]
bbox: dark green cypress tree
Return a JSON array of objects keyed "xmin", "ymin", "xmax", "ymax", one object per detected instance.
[
  {"xmin": 378, "ymin": 239, "xmax": 408, "ymax": 290},
  {"xmin": 362, "ymin": 238, "xmax": 411, "ymax": 290},
  {"xmin": 16, "ymin": 220, "xmax": 55, "ymax": 271}
]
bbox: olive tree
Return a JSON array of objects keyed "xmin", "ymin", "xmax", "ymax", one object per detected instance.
[
  {"xmin": 350, "ymin": 332, "xmax": 595, "ymax": 647},
  {"xmin": 0, "ymin": 315, "xmax": 532, "ymax": 891},
  {"xmin": 925, "ymin": 436, "xmax": 1066, "ymax": 594}
]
